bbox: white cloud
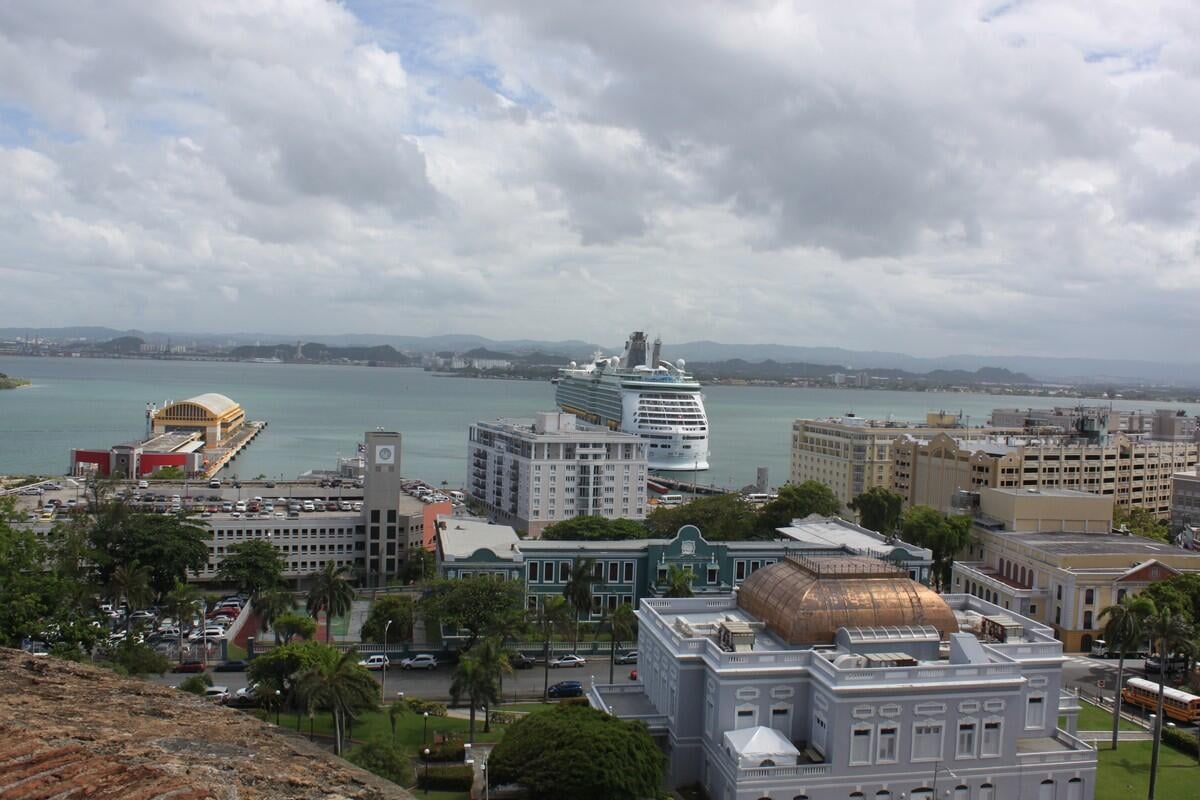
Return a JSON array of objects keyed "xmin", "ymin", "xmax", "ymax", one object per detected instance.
[{"xmin": 0, "ymin": 0, "xmax": 1198, "ymax": 359}]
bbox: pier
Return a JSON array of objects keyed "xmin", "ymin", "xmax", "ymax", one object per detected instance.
[
  {"xmin": 648, "ymin": 475, "xmax": 735, "ymax": 496},
  {"xmin": 202, "ymin": 420, "xmax": 267, "ymax": 477}
]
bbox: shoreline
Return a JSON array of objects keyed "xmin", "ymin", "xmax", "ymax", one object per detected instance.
[{"xmin": 0, "ymin": 378, "xmax": 30, "ymax": 390}]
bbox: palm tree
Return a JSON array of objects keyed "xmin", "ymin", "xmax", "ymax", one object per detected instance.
[
  {"xmin": 562, "ymin": 558, "xmax": 599, "ymax": 649},
  {"xmin": 305, "ymin": 563, "xmax": 355, "ymax": 643},
  {"xmin": 1145, "ymin": 605, "xmax": 1195, "ymax": 800},
  {"xmin": 294, "ymin": 647, "xmax": 378, "ymax": 755},
  {"xmin": 388, "ymin": 697, "xmax": 409, "ymax": 744},
  {"xmin": 606, "ymin": 603, "xmax": 638, "ymax": 685},
  {"xmin": 531, "ymin": 596, "xmax": 572, "ymax": 701},
  {"xmin": 162, "ymin": 579, "xmax": 201, "ymax": 662},
  {"xmin": 255, "ymin": 587, "xmax": 295, "ymax": 644},
  {"xmin": 109, "ymin": 562, "xmax": 154, "ymax": 638},
  {"xmin": 664, "ymin": 565, "xmax": 694, "ymax": 598},
  {"xmin": 449, "ymin": 645, "xmax": 505, "ymax": 743},
  {"xmin": 1098, "ymin": 595, "xmax": 1153, "ymax": 750},
  {"xmin": 471, "ymin": 638, "xmax": 513, "ymax": 734}
]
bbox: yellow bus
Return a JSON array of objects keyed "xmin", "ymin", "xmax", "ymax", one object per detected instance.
[{"xmin": 1121, "ymin": 677, "xmax": 1200, "ymax": 724}]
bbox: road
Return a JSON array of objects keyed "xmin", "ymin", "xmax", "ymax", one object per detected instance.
[{"xmin": 149, "ymin": 655, "xmax": 639, "ymax": 702}]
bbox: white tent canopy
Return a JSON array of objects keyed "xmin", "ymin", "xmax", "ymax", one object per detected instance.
[{"xmin": 723, "ymin": 726, "xmax": 800, "ymax": 767}]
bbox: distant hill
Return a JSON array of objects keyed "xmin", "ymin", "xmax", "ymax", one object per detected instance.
[{"xmin": 687, "ymin": 359, "xmax": 1038, "ymax": 385}]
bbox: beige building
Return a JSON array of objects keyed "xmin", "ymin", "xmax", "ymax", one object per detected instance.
[
  {"xmin": 789, "ymin": 414, "xmax": 1012, "ymax": 508},
  {"xmin": 891, "ymin": 432, "xmax": 1198, "ymax": 519},
  {"xmin": 951, "ymin": 488, "xmax": 1200, "ymax": 652}
]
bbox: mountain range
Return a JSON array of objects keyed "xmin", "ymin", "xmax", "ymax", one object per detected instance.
[{"xmin": 3, "ymin": 326, "xmax": 1199, "ymax": 385}]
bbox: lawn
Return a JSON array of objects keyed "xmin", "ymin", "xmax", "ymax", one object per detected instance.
[
  {"xmin": 271, "ymin": 705, "xmax": 510, "ymax": 749},
  {"xmin": 1096, "ymin": 740, "xmax": 1199, "ymax": 800},
  {"xmin": 497, "ymin": 702, "xmax": 558, "ymax": 714},
  {"xmin": 1066, "ymin": 699, "xmax": 1141, "ymax": 732}
]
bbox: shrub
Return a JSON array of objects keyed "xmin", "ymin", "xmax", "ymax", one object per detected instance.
[
  {"xmin": 560, "ymin": 696, "xmax": 590, "ymax": 706},
  {"xmin": 347, "ymin": 740, "xmax": 414, "ymax": 787},
  {"xmin": 417, "ymin": 763, "xmax": 474, "ymax": 791},
  {"xmin": 107, "ymin": 642, "xmax": 171, "ymax": 676},
  {"xmin": 405, "ymin": 697, "xmax": 447, "ymax": 717},
  {"xmin": 1162, "ymin": 726, "xmax": 1199, "ymax": 757},
  {"xmin": 178, "ymin": 674, "xmax": 213, "ymax": 695},
  {"xmin": 488, "ymin": 710, "xmax": 520, "ymax": 726},
  {"xmin": 423, "ymin": 738, "xmax": 465, "ymax": 762}
]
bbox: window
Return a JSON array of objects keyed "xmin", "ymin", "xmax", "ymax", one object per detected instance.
[
  {"xmin": 1083, "ymin": 610, "xmax": 1093, "ymax": 629},
  {"xmin": 623, "ymin": 561, "xmax": 634, "ymax": 582},
  {"xmin": 979, "ymin": 784, "xmax": 995, "ymax": 800},
  {"xmin": 735, "ymin": 560, "xmax": 746, "ymax": 580},
  {"xmin": 1026, "ymin": 695, "xmax": 1045, "ymax": 729},
  {"xmin": 981, "ymin": 720, "xmax": 1002, "ymax": 757},
  {"xmin": 770, "ymin": 705, "xmax": 792, "ymax": 735},
  {"xmin": 526, "ymin": 595, "xmax": 538, "ymax": 610},
  {"xmin": 735, "ymin": 705, "xmax": 757, "ymax": 730},
  {"xmin": 1056, "ymin": 585, "xmax": 1063, "ymax": 601},
  {"xmin": 844, "ymin": 729, "xmax": 873, "ymax": 767},
  {"xmin": 1039, "ymin": 780, "xmax": 1054, "ymax": 800},
  {"xmin": 559, "ymin": 561, "xmax": 570, "ymax": 582},
  {"xmin": 877, "ymin": 726, "xmax": 898, "ymax": 763},
  {"xmin": 657, "ymin": 565, "xmax": 667, "ymax": 581},
  {"xmin": 608, "ymin": 562, "xmax": 619, "ymax": 582},
  {"xmin": 707, "ymin": 566, "xmax": 719, "ymax": 584},
  {"xmin": 1055, "ymin": 607, "xmax": 1061, "ymax": 624},
  {"xmin": 912, "ymin": 722, "xmax": 943, "ymax": 761},
  {"xmin": 528, "ymin": 561, "xmax": 540, "ymax": 581},
  {"xmin": 1066, "ymin": 778, "xmax": 1083, "ymax": 800},
  {"xmin": 953, "ymin": 787, "xmax": 968, "ymax": 800},
  {"xmin": 956, "ymin": 722, "xmax": 976, "ymax": 758},
  {"xmin": 1084, "ymin": 588, "xmax": 1095, "ymax": 605}
]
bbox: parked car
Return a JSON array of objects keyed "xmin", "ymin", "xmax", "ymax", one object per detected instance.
[
  {"xmin": 358, "ymin": 654, "xmax": 390, "ymax": 671},
  {"xmin": 264, "ymin": 481, "xmax": 276, "ymax": 488},
  {"xmin": 137, "ymin": 480, "xmax": 150, "ymax": 489},
  {"xmin": 547, "ymin": 680, "xmax": 584, "ymax": 699},
  {"xmin": 235, "ymin": 683, "xmax": 260, "ymax": 699},
  {"xmin": 400, "ymin": 654, "xmax": 439, "ymax": 671},
  {"xmin": 629, "ymin": 669, "xmax": 638, "ymax": 681},
  {"xmin": 205, "ymin": 686, "xmax": 231, "ymax": 702},
  {"xmin": 173, "ymin": 661, "xmax": 206, "ymax": 673},
  {"xmin": 549, "ymin": 654, "xmax": 586, "ymax": 669},
  {"xmin": 302, "ymin": 501, "xmax": 315, "ymax": 512},
  {"xmin": 615, "ymin": 650, "xmax": 638, "ymax": 665},
  {"xmin": 509, "ymin": 652, "xmax": 536, "ymax": 669},
  {"xmin": 214, "ymin": 659, "xmax": 248, "ymax": 672}
]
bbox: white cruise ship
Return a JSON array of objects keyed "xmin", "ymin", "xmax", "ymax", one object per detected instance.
[{"xmin": 555, "ymin": 332, "xmax": 710, "ymax": 471}]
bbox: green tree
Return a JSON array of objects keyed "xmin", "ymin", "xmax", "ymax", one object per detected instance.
[
  {"xmin": 108, "ymin": 562, "xmax": 153, "ymax": 638},
  {"xmin": 562, "ymin": 558, "xmax": 599, "ymax": 648},
  {"xmin": 218, "ymin": 540, "xmax": 286, "ymax": 598},
  {"xmin": 273, "ymin": 612, "xmax": 317, "ymax": 644},
  {"xmin": 663, "ymin": 565, "xmax": 695, "ymax": 598},
  {"xmin": 295, "ymin": 647, "xmax": 379, "ymax": 756},
  {"xmin": 1145, "ymin": 606, "xmax": 1195, "ymax": 800},
  {"xmin": 420, "ymin": 577, "xmax": 525, "ymax": 650},
  {"xmin": 1137, "ymin": 573, "xmax": 1200, "ymax": 624},
  {"xmin": 151, "ymin": 466, "xmax": 186, "ymax": 480},
  {"xmin": 1099, "ymin": 595, "xmax": 1154, "ymax": 750},
  {"xmin": 400, "ymin": 549, "xmax": 435, "ymax": 584},
  {"xmin": 755, "ymin": 481, "xmax": 842, "ymax": 535},
  {"xmin": 346, "ymin": 739, "xmax": 414, "ymax": 787},
  {"xmin": 450, "ymin": 640, "xmax": 508, "ymax": 741},
  {"xmin": 387, "ymin": 697, "xmax": 409, "ymax": 744},
  {"xmin": 900, "ymin": 505, "xmax": 972, "ymax": 590},
  {"xmin": 254, "ymin": 587, "xmax": 296, "ymax": 644},
  {"xmin": 542, "ymin": 517, "xmax": 651, "ymax": 541},
  {"xmin": 162, "ymin": 579, "xmax": 201, "ymax": 661},
  {"xmin": 246, "ymin": 639, "xmax": 332, "ymax": 697},
  {"xmin": 531, "ymin": 596, "xmax": 573, "ymax": 701},
  {"xmin": 179, "ymin": 673, "xmax": 214, "ymax": 695},
  {"xmin": 644, "ymin": 494, "xmax": 756, "ymax": 540},
  {"xmin": 488, "ymin": 704, "xmax": 664, "ymax": 800},
  {"xmin": 360, "ymin": 594, "xmax": 414, "ymax": 643},
  {"xmin": 106, "ymin": 640, "xmax": 171, "ymax": 676},
  {"xmin": 605, "ymin": 603, "xmax": 637, "ymax": 685},
  {"xmin": 306, "ymin": 562, "xmax": 355, "ymax": 643},
  {"xmin": 1114, "ymin": 506, "xmax": 1170, "ymax": 543},
  {"xmin": 848, "ymin": 486, "xmax": 904, "ymax": 534},
  {"xmin": 90, "ymin": 504, "xmax": 210, "ymax": 597}
]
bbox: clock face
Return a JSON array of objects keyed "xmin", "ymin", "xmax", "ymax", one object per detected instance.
[{"xmin": 375, "ymin": 445, "xmax": 395, "ymax": 465}]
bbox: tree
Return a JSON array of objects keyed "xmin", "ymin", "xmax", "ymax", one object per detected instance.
[
  {"xmin": 247, "ymin": 640, "xmax": 332, "ymax": 697},
  {"xmin": 178, "ymin": 673, "xmax": 213, "ymax": 695},
  {"xmin": 644, "ymin": 494, "xmax": 756, "ymax": 541},
  {"xmin": 306, "ymin": 562, "xmax": 355, "ymax": 643},
  {"xmin": 400, "ymin": 549, "xmax": 435, "ymax": 584},
  {"xmin": 346, "ymin": 739, "xmax": 414, "ymax": 787},
  {"xmin": 1099, "ymin": 595, "xmax": 1153, "ymax": 750},
  {"xmin": 542, "ymin": 517, "xmax": 651, "ymax": 541},
  {"xmin": 419, "ymin": 578, "xmax": 524, "ymax": 651},
  {"xmin": 451, "ymin": 640, "xmax": 509, "ymax": 741},
  {"xmin": 848, "ymin": 487, "xmax": 904, "ymax": 535},
  {"xmin": 254, "ymin": 587, "xmax": 295, "ymax": 644},
  {"xmin": 1114, "ymin": 506, "xmax": 1170, "ymax": 543},
  {"xmin": 108, "ymin": 562, "xmax": 153, "ymax": 638},
  {"xmin": 295, "ymin": 647, "xmax": 379, "ymax": 756},
  {"xmin": 531, "ymin": 596, "xmax": 573, "ymax": 701},
  {"xmin": 488, "ymin": 704, "xmax": 665, "ymax": 800},
  {"xmin": 360, "ymin": 594, "xmax": 414, "ymax": 643},
  {"xmin": 1137, "ymin": 573, "xmax": 1200, "ymax": 624},
  {"xmin": 106, "ymin": 640, "xmax": 171, "ymax": 676},
  {"xmin": 1145, "ymin": 606, "xmax": 1195, "ymax": 800},
  {"xmin": 663, "ymin": 565, "xmax": 694, "ymax": 598},
  {"xmin": 162, "ymin": 579, "xmax": 201, "ymax": 661},
  {"xmin": 89, "ymin": 504, "xmax": 210, "ymax": 597},
  {"xmin": 151, "ymin": 466, "xmax": 186, "ymax": 480},
  {"xmin": 900, "ymin": 505, "xmax": 972, "ymax": 590},
  {"xmin": 562, "ymin": 559, "xmax": 599, "ymax": 648},
  {"xmin": 606, "ymin": 603, "xmax": 637, "ymax": 684},
  {"xmin": 387, "ymin": 697, "xmax": 409, "ymax": 744},
  {"xmin": 273, "ymin": 612, "xmax": 317, "ymax": 644},
  {"xmin": 218, "ymin": 540, "xmax": 286, "ymax": 598},
  {"xmin": 755, "ymin": 481, "xmax": 842, "ymax": 534}
]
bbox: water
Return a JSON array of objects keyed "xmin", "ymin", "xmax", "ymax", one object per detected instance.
[{"xmin": 5, "ymin": 355, "xmax": 1199, "ymax": 488}]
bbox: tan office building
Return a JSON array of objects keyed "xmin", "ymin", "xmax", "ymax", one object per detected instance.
[
  {"xmin": 951, "ymin": 488, "xmax": 1200, "ymax": 652},
  {"xmin": 789, "ymin": 414, "xmax": 1011, "ymax": 509},
  {"xmin": 891, "ymin": 432, "xmax": 1197, "ymax": 519}
]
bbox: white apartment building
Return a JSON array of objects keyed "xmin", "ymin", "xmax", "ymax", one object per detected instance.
[{"xmin": 468, "ymin": 411, "xmax": 648, "ymax": 537}]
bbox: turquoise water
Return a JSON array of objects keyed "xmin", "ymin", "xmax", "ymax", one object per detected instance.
[{"xmin": 4, "ymin": 355, "xmax": 1198, "ymax": 488}]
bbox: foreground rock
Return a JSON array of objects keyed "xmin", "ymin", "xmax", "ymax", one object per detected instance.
[{"xmin": 0, "ymin": 648, "xmax": 413, "ymax": 800}]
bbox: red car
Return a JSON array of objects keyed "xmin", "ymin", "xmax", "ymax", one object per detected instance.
[
  {"xmin": 629, "ymin": 669, "xmax": 637, "ymax": 681},
  {"xmin": 173, "ymin": 661, "xmax": 206, "ymax": 673}
]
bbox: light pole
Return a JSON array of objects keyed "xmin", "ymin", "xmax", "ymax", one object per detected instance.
[
  {"xmin": 423, "ymin": 711, "xmax": 430, "ymax": 747},
  {"xmin": 482, "ymin": 760, "xmax": 488, "ymax": 800},
  {"xmin": 382, "ymin": 619, "xmax": 392, "ymax": 705},
  {"xmin": 274, "ymin": 690, "xmax": 281, "ymax": 725},
  {"xmin": 423, "ymin": 748, "xmax": 430, "ymax": 794}
]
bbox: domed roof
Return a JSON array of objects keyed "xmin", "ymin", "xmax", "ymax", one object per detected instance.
[{"xmin": 737, "ymin": 556, "xmax": 959, "ymax": 646}]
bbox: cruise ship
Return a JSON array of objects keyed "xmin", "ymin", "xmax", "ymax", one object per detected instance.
[{"xmin": 555, "ymin": 332, "xmax": 710, "ymax": 471}]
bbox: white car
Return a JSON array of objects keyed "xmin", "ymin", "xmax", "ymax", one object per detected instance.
[
  {"xmin": 236, "ymin": 683, "xmax": 260, "ymax": 699},
  {"xmin": 137, "ymin": 480, "xmax": 149, "ymax": 489},
  {"xmin": 358, "ymin": 654, "xmax": 390, "ymax": 671},
  {"xmin": 234, "ymin": 501, "xmax": 247, "ymax": 512},
  {"xmin": 549, "ymin": 654, "xmax": 587, "ymax": 669},
  {"xmin": 205, "ymin": 686, "xmax": 230, "ymax": 702},
  {"xmin": 302, "ymin": 500, "xmax": 315, "ymax": 512},
  {"xmin": 400, "ymin": 654, "xmax": 438, "ymax": 671}
]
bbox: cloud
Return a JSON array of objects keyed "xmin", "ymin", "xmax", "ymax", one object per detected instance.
[{"xmin": 0, "ymin": 0, "xmax": 1198, "ymax": 360}]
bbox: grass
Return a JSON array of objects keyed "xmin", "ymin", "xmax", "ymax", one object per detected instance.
[
  {"xmin": 1066, "ymin": 699, "xmax": 1141, "ymax": 732},
  {"xmin": 272, "ymin": 706, "xmax": 510, "ymax": 750},
  {"xmin": 497, "ymin": 702, "xmax": 558, "ymax": 714},
  {"xmin": 225, "ymin": 641, "xmax": 247, "ymax": 660},
  {"xmin": 1096, "ymin": 739, "xmax": 1199, "ymax": 800}
]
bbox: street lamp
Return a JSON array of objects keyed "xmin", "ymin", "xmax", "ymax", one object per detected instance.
[
  {"xmin": 482, "ymin": 761, "xmax": 488, "ymax": 800},
  {"xmin": 382, "ymin": 619, "xmax": 392, "ymax": 704},
  {"xmin": 274, "ymin": 690, "xmax": 281, "ymax": 725},
  {"xmin": 423, "ymin": 748, "xmax": 430, "ymax": 795},
  {"xmin": 423, "ymin": 711, "xmax": 430, "ymax": 746}
]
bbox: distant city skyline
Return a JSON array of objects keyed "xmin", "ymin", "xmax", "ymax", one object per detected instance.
[{"xmin": 1, "ymin": 3, "xmax": 1199, "ymax": 360}]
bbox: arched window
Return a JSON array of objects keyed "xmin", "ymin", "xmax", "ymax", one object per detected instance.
[
  {"xmin": 1081, "ymin": 634, "xmax": 1094, "ymax": 653},
  {"xmin": 980, "ymin": 783, "xmax": 995, "ymax": 800},
  {"xmin": 953, "ymin": 785, "xmax": 968, "ymax": 800},
  {"xmin": 1084, "ymin": 588, "xmax": 1095, "ymax": 605},
  {"xmin": 759, "ymin": 759, "xmax": 776, "ymax": 767},
  {"xmin": 1039, "ymin": 779, "xmax": 1055, "ymax": 800},
  {"xmin": 1067, "ymin": 777, "xmax": 1083, "ymax": 800},
  {"xmin": 875, "ymin": 792, "xmax": 893, "ymax": 800},
  {"xmin": 911, "ymin": 789, "xmax": 934, "ymax": 800},
  {"xmin": 1083, "ymin": 610, "xmax": 1093, "ymax": 629},
  {"xmin": 1020, "ymin": 566, "xmax": 1027, "ymax": 585}
]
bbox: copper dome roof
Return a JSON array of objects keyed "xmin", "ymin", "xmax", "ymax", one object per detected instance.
[{"xmin": 737, "ymin": 556, "xmax": 959, "ymax": 645}]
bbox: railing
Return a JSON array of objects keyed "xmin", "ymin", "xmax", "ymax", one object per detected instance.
[{"xmin": 738, "ymin": 763, "xmax": 831, "ymax": 779}]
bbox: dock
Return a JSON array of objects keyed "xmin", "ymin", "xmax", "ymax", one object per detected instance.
[
  {"xmin": 648, "ymin": 475, "xmax": 735, "ymax": 496},
  {"xmin": 202, "ymin": 420, "xmax": 267, "ymax": 477}
]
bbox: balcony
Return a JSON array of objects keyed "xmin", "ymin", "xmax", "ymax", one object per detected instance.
[{"xmin": 1015, "ymin": 729, "xmax": 1096, "ymax": 765}]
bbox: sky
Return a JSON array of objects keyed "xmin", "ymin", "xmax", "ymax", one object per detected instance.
[{"xmin": 1, "ymin": 1, "xmax": 1198, "ymax": 359}]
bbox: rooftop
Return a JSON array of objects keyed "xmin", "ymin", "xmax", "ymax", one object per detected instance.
[
  {"xmin": 437, "ymin": 517, "xmax": 520, "ymax": 559},
  {"xmin": 776, "ymin": 516, "xmax": 932, "ymax": 558},
  {"xmin": 988, "ymin": 529, "xmax": 1200, "ymax": 557},
  {"xmin": 0, "ymin": 648, "xmax": 413, "ymax": 800}
]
